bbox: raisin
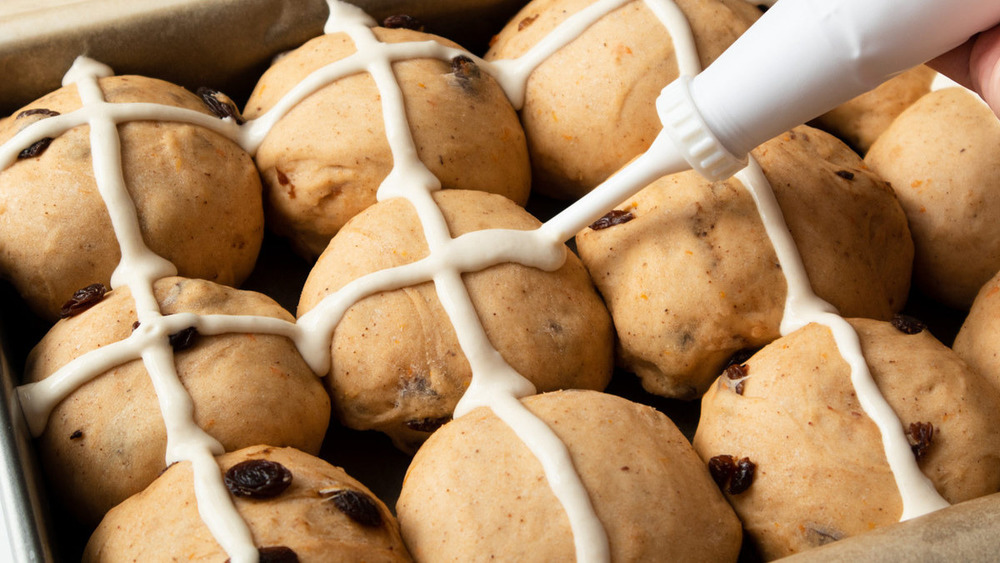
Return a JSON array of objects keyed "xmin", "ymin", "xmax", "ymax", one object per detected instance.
[
  {"xmin": 728, "ymin": 457, "xmax": 756, "ymax": 494},
  {"xmin": 169, "ymin": 327, "xmax": 199, "ymax": 351},
  {"xmin": 734, "ymin": 380, "xmax": 746, "ymax": 395},
  {"xmin": 59, "ymin": 283, "xmax": 108, "ymax": 318},
  {"xmin": 708, "ymin": 455, "xmax": 736, "ymax": 489},
  {"xmin": 405, "ymin": 416, "xmax": 451, "ymax": 433},
  {"xmin": 726, "ymin": 348, "xmax": 757, "ymax": 367},
  {"xmin": 224, "ymin": 460, "xmax": 293, "ymax": 499},
  {"xmin": 132, "ymin": 321, "xmax": 141, "ymax": 332},
  {"xmin": 589, "ymin": 209, "xmax": 635, "ymax": 230},
  {"xmin": 518, "ymin": 14, "xmax": 539, "ymax": 31},
  {"xmin": 709, "ymin": 455, "xmax": 755, "ymax": 494},
  {"xmin": 805, "ymin": 526, "xmax": 844, "ymax": 546},
  {"xmin": 226, "ymin": 547, "xmax": 299, "ymax": 563},
  {"xmin": 325, "ymin": 489, "xmax": 383, "ymax": 527},
  {"xmin": 451, "ymin": 55, "xmax": 481, "ymax": 85},
  {"xmin": 907, "ymin": 422, "xmax": 934, "ymax": 461},
  {"xmin": 69, "ymin": 430, "xmax": 83, "ymax": 440},
  {"xmin": 197, "ymin": 87, "xmax": 245, "ymax": 124},
  {"xmin": 258, "ymin": 546, "xmax": 299, "ymax": 563},
  {"xmin": 16, "ymin": 108, "xmax": 60, "ymax": 120},
  {"xmin": 382, "ymin": 14, "xmax": 423, "ymax": 31},
  {"xmin": 835, "ymin": 170, "xmax": 855, "ymax": 180},
  {"xmin": 724, "ymin": 363, "xmax": 748, "ymax": 380},
  {"xmin": 891, "ymin": 314, "xmax": 926, "ymax": 335},
  {"xmin": 18, "ymin": 138, "xmax": 54, "ymax": 159}
]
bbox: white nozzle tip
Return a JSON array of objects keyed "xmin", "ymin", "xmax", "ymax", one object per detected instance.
[{"xmin": 656, "ymin": 76, "xmax": 747, "ymax": 181}]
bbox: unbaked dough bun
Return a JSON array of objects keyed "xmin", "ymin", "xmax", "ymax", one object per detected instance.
[
  {"xmin": 954, "ymin": 269, "xmax": 1000, "ymax": 390},
  {"xmin": 298, "ymin": 189, "xmax": 614, "ymax": 453},
  {"xmin": 84, "ymin": 445, "xmax": 411, "ymax": 562},
  {"xmin": 25, "ymin": 277, "xmax": 330, "ymax": 524},
  {"xmin": 244, "ymin": 28, "xmax": 531, "ymax": 259},
  {"xmin": 0, "ymin": 75, "xmax": 264, "ymax": 321},
  {"xmin": 694, "ymin": 318, "xmax": 1000, "ymax": 560},
  {"xmin": 485, "ymin": 0, "xmax": 761, "ymax": 199},
  {"xmin": 865, "ymin": 87, "xmax": 1000, "ymax": 309},
  {"xmin": 810, "ymin": 65, "xmax": 936, "ymax": 155},
  {"xmin": 576, "ymin": 126, "xmax": 912, "ymax": 399},
  {"xmin": 397, "ymin": 389, "xmax": 742, "ymax": 562}
]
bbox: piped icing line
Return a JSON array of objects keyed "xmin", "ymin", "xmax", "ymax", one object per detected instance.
[
  {"xmin": 734, "ymin": 158, "xmax": 950, "ymax": 519},
  {"xmin": 17, "ymin": 337, "xmax": 147, "ymax": 436},
  {"xmin": 17, "ymin": 310, "xmax": 301, "ymax": 437},
  {"xmin": 644, "ymin": 0, "xmax": 701, "ymax": 76},
  {"xmin": 294, "ymin": 225, "xmax": 567, "ymax": 374},
  {"xmin": 541, "ymin": 129, "xmax": 691, "ymax": 243},
  {"xmin": 469, "ymin": 392, "xmax": 610, "ymax": 562},
  {"xmin": 0, "ymin": 102, "xmax": 243, "ymax": 172},
  {"xmin": 313, "ymin": 5, "xmax": 613, "ymax": 558},
  {"xmin": 37, "ymin": 56, "xmax": 259, "ymax": 563},
  {"xmin": 488, "ymin": 0, "xmax": 633, "ymax": 109}
]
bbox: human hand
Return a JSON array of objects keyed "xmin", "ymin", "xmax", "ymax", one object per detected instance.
[{"xmin": 930, "ymin": 25, "xmax": 1000, "ymax": 118}]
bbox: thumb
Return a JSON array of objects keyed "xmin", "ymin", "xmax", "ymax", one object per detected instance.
[{"xmin": 970, "ymin": 26, "xmax": 1000, "ymax": 118}]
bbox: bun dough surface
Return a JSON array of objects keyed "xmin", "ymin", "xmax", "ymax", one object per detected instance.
[
  {"xmin": 486, "ymin": 0, "xmax": 760, "ymax": 199},
  {"xmin": 811, "ymin": 65, "xmax": 936, "ymax": 155},
  {"xmin": 865, "ymin": 87, "xmax": 1000, "ymax": 309},
  {"xmin": 85, "ymin": 445, "xmax": 411, "ymax": 562},
  {"xmin": 694, "ymin": 318, "xmax": 1000, "ymax": 560},
  {"xmin": 0, "ymin": 75, "xmax": 263, "ymax": 320},
  {"xmin": 26, "ymin": 277, "xmax": 330, "ymax": 524},
  {"xmin": 576, "ymin": 126, "xmax": 912, "ymax": 399},
  {"xmin": 299, "ymin": 189, "xmax": 613, "ymax": 452},
  {"xmin": 397, "ymin": 389, "xmax": 742, "ymax": 562},
  {"xmin": 954, "ymin": 270, "xmax": 1000, "ymax": 391},
  {"xmin": 245, "ymin": 28, "xmax": 531, "ymax": 258}
]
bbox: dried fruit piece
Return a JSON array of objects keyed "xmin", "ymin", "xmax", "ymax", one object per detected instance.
[
  {"xmin": 834, "ymin": 170, "xmax": 855, "ymax": 180},
  {"xmin": 258, "ymin": 546, "xmax": 299, "ymax": 563},
  {"xmin": 168, "ymin": 327, "xmax": 199, "ymax": 351},
  {"xmin": 226, "ymin": 547, "xmax": 299, "ymax": 563},
  {"xmin": 224, "ymin": 460, "xmax": 293, "ymax": 499},
  {"xmin": 734, "ymin": 380, "xmax": 746, "ymax": 395},
  {"xmin": 382, "ymin": 14, "xmax": 423, "ymax": 31},
  {"xmin": 323, "ymin": 489, "xmax": 383, "ymax": 527},
  {"xmin": 18, "ymin": 138, "xmax": 54, "ymax": 159},
  {"xmin": 197, "ymin": 87, "xmax": 245, "ymax": 124},
  {"xmin": 70, "ymin": 430, "xmax": 83, "ymax": 440},
  {"xmin": 708, "ymin": 455, "xmax": 756, "ymax": 495},
  {"xmin": 14, "ymin": 109, "xmax": 61, "ymax": 159},
  {"xmin": 724, "ymin": 364, "xmax": 748, "ymax": 380},
  {"xmin": 451, "ymin": 55, "xmax": 481, "ymax": 88},
  {"xmin": 59, "ymin": 283, "xmax": 108, "ymax": 319},
  {"xmin": 589, "ymin": 209, "xmax": 635, "ymax": 230},
  {"xmin": 16, "ymin": 108, "xmax": 60, "ymax": 120},
  {"xmin": 728, "ymin": 457, "xmax": 756, "ymax": 494},
  {"xmin": 708, "ymin": 455, "xmax": 736, "ymax": 489},
  {"xmin": 726, "ymin": 348, "xmax": 757, "ymax": 367},
  {"xmin": 907, "ymin": 422, "xmax": 935, "ymax": 460},
  {"xmin": 805, "ymin": 525, "xmax": 844, "ymax": 546},
  {"xmin": 891, "ymin": 314, "xmax": 926, "ymax": 335},
  {"xmin": 518, "ymin": 15, "xmax": 539, "ymax": 31},
  {"xmin": 405, "ymin": 416, "xmax": 451, "ymax": 433}
]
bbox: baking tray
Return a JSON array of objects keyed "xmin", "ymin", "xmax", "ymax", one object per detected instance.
[{"xmin": 2, "ymin": 1, "xmax": 999, "ymax": 561}]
